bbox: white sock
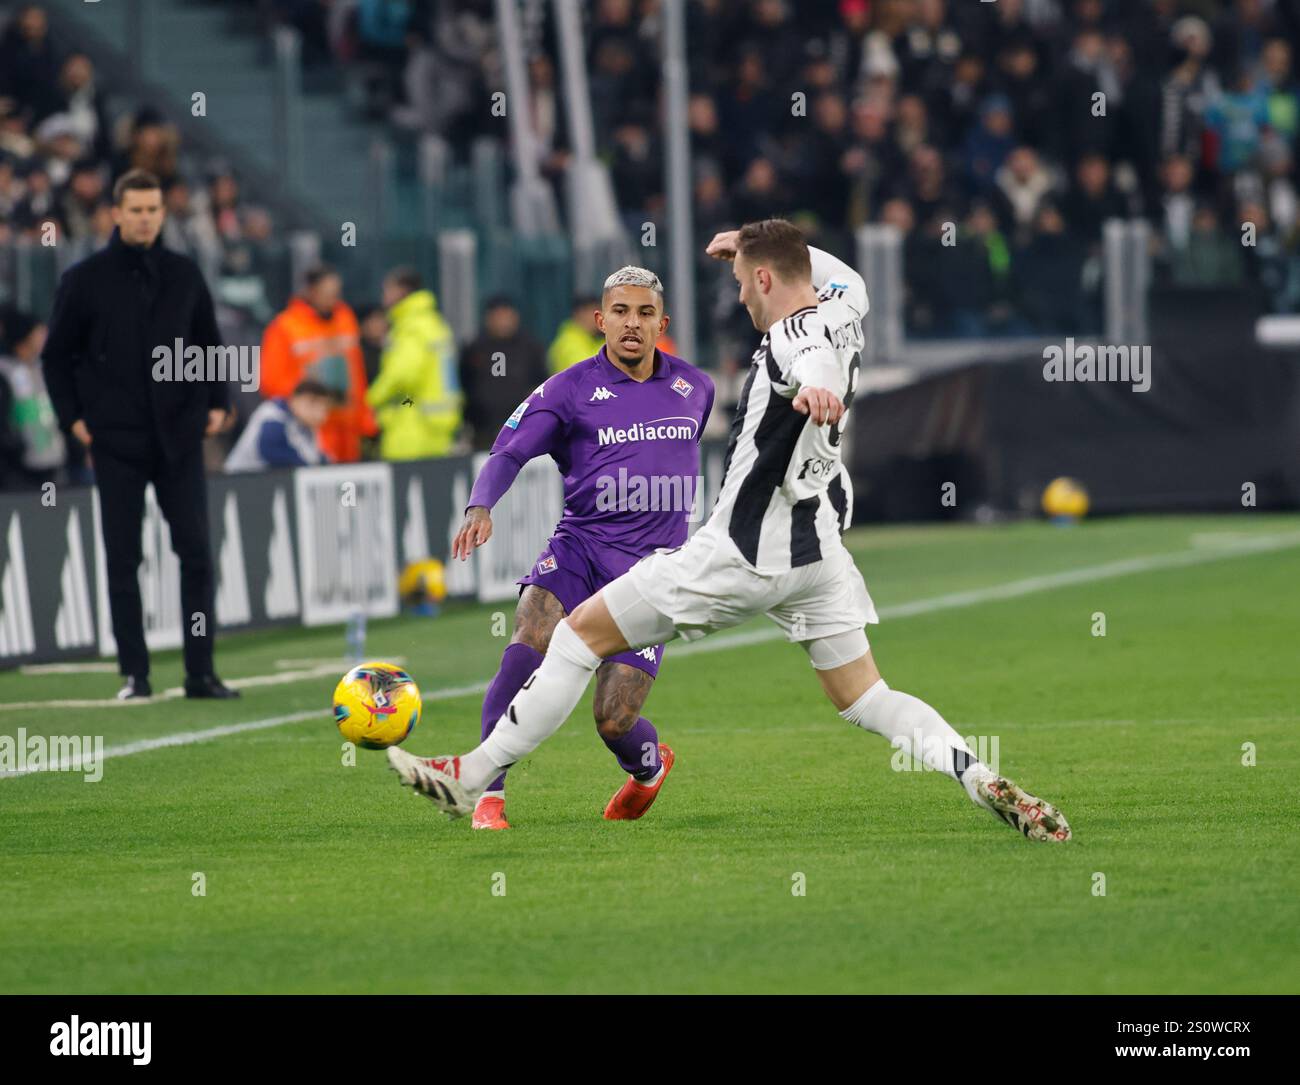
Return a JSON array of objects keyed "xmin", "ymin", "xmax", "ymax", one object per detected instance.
[
  {"xmin": 636, "ymin": 763, "xmax": 664, "ymax": 787},
  {"xmin": 840, "ymin": 679, "xmax": 991, "ymax": 804},
  {"xmin": 459, "ymin": 620, "xmax": 602, "ymax": 793}
]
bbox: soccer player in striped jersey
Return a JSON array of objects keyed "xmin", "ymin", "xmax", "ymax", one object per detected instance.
[{"xmin": 391, "ymin": 221, "xmax": 1071, "ymax": 843}]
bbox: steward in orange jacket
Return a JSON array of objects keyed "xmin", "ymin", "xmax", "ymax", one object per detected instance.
[{"xmin": 258, "ymin": 268, "xmax": 377, "ymax": 462}]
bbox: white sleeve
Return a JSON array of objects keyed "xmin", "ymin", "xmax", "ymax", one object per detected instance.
[
  {"xmin": 808, "ymin": 246, "xmax": 869, "ymax": 319},
  {"xmin": 789, "ymin": 341, "xmax": 846, "ymax": 398},
  {"xmin": 771, "ymin": 314, "xmax": 847, "ymax": 399}
]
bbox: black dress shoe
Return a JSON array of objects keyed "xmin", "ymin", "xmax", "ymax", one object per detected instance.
[
  {"xmin": 184, "ymin": 674, "xmax": 241, "ymax": 699},
  {"xmin": 116, "ymin": 675, "xmax": 152, "ymax": 700}
]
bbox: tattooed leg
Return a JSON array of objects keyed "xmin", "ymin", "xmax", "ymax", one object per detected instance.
[{"xmin": 592, "ymin": 662, "xmax": 661, "ymax": 780}]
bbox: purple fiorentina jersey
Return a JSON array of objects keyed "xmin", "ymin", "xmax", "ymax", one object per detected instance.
[{"xmin": 469, "ymin": 347, "xmax": 715, "ymax": 561}]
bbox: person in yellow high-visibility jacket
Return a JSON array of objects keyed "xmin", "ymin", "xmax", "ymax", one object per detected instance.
[
  {"xmin": 366, "ymin": 267, "xmax": 462, "ymax": 459},
  {"xmin": 546, "ymin": 294, "xmax": 605, "ymax": 373}
]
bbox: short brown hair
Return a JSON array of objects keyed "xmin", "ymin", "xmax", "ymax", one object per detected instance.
[
  {"xmin": 292, "ymin": 378, "xmax": 345, "ymax": 404},
  {"xmin": 112, "ymin": 168, "xmax": 162, "ymax": 205},
  {"xmin": 736, "ymin": 218, "xmax": 812, "ymax": 284}
]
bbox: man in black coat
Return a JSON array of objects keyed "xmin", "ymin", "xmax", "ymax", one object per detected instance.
[
  {"xmin": 42, "ymin": 169, "xmax": 240, "ymax": 701},
  {"xmin": 458, "ymin": 296, "xmax": 549, "ymax": 452}
]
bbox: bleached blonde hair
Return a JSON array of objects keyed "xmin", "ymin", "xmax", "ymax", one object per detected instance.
[{"xmin": 602, "ymin": 265, "xmax": 664, "ymax": 305}]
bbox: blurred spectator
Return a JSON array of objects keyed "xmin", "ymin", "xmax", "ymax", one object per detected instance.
[
  {"xmin": 793, "ymin": 92, "xmax": 852, "ymax": 229},
  {"xmin": 995, "ymin": 147, "xmax": 1055, "ymax": 243},
  {"xmin": 996, "ymin": 36, "xmax": 1053, "ymax": 152},
  {"xmin": 731, "ymin": 156, "xmax": 789, "ymax": 227},
  {"xmin": 963, "ymin": 94, "xmax": 1016, "ymax": 194},
  {"xmin": 1204, "ymin": 67, "xmax": 1270, "ymax": 175},
  {"xmin": 11, "ymin": 160, "xmax": 57, "ymax": 234},
  {"xmin": 346, "ymin": 0, "xmax": 416, "ymax": 116},
  {"xmin": 356, "ymin": 302, "xmax": 388, "ymax": 386},
  {"xmin": 1261, "ymin": 38, "xmax": 1299, "ymax": 144},
  {"xmin": 1061, "ymin": 153, "xmax": 1129, "ymax": 246},
  {"xmin": 1013, "ymin": 203, "xmax": 1090, "ymax": 334},
  {"xmin": 259, "ymin": 265, "xmax": 377, "ymax": 463},
  {"xmin": 58, "ymin": 158, "xmax": 104, "ymax": 241},
  {"xmin": 159, "ymin": 176, "xmax": 223, "ymax": 280},
  {"xmin": 896, "ymin": 145, "xmax": 962, "ymax": 231},
  {"xmin": 610, "ymin": 119, "xmax": 662, "ymax": 225},
  {"xmin": 548, "ymin": 294, "xmax": 604, "ymax": 373},
  {"xmin": 225, "ymin": 378, "xmax": 338, "ymax": 472},
  {"xmin": 47, "ymin": 52, "xmax": 110, "ymax": 160},
  {"xmin": 1161, "ymin": 16, "xmax": 1221, "ymax": 162},
  {"xmin": 1172, "ymin": 204, "xmax": 1246, "ymax": 287},
  {"xmin": 459, "ymin": 295, "xmax": 548, "ymax": 452},
  {"xmin": 397, "ymin": 0, "xmax": 492, "ymax": 138},
  {"xmin": 0, "ymin": 308, "xmax": 64, "ymax": 491},
  {"xmin": 0, "ymin": 5, "xmax": 59, "ymax": 119},
  {"xmin": 365, "ymin": 266, "xmax": 461, "ymax": 460},
  {"xmin": 1157, "ymin": 153, "xmax": 1198, "ymax": 260},
  {"xmin": 110, "ymin": 111, "xmax": 179, "ymax": 187}
]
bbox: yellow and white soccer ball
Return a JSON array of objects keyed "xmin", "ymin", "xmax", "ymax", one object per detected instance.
[
  {"xmin": 1041, "ymin": 477, "xmax": 1090, "ymax": 522},
  {"xmin": 333, "ymin": 662, "xmax": 422, "ymax": 749}
]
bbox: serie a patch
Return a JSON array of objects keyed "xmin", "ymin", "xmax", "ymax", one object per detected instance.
[{"xmin": 505, "ymin": 400, "xmax": 528, "ymax": 429}]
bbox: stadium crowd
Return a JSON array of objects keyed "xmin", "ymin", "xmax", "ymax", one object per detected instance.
[
  {"xmin": 271, "ymin": 0, "xmax": 1300, "ymax": 337},
  {"xmin": 5, "ymin": 0, "xmax": 1300, "ymax": 488}
]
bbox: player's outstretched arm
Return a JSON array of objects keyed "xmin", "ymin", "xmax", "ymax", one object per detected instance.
[
  {"xmin": 456, "ymin": 389, "xmax": 567, "ymax": 560},
  {"xmin": 451, "ymin": 506, "xmax": 492, "ymax": 561}
]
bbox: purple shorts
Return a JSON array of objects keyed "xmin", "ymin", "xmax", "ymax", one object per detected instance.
[{"xmin": 517, "ymin": 532, "xmax": 666, "ymax": 678}]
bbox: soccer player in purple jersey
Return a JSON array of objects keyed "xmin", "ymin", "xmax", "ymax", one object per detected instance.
[{"xmin": 445, "ymin": 266, "xmax": 714, "ymax": 829}]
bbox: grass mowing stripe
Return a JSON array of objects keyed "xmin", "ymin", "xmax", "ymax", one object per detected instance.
[{"xmin": 4, "ymin": 532, "xmax": 1296, "ymax": 778}]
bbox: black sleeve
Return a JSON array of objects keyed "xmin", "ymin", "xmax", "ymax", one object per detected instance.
[
  {"xmin": 191, "ymin": 271, "xmax": 230, "ymax": 411},
  {"xmin": 458, "ymin": 347, "xmax": 480, "ymax": 430},
  {"xmin": 40, "ymin": 268, "xmax": 87, "ymax": 431}
]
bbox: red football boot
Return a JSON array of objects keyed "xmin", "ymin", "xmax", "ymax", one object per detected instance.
[
  {"xmin": 471, "ymin": 794, "xmax": 511, "ymax": 830},
  {"xmin": 603, "ymin": 744, "xmax": 675, "ymax": 820}
]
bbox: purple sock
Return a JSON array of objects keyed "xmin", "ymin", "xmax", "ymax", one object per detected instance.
[
  {"xmin": 603, "ymin": 716, "xmax": 661, "ymax": 780},
  {"xmin": 480, "ymin": 642, "xmax": 543, "ymax": 794}
]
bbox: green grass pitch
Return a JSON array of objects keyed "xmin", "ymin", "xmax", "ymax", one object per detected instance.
[{"xmin": 2, "ymin": 514, "xmax": 1297, "ymax": 994}]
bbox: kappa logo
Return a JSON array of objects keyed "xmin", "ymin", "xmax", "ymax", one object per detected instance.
[
  {"xmin": 636, "ymin": 646, "xmax": 657, "ymax": 663},
  {"xmin": 671, "ymin": 376, "xmax": 693, "ymax": 398},
  {"xmin": 590, "ymin": 386, "xmax": 618, "ymax": 401},
  {"xmin": 537, "ymin": 555, "xmax": 558, "ymax": 575}
]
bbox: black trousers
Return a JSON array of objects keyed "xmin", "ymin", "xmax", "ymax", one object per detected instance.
[{"xmin": 92, "ymin": 433, "xmax": 216, "ymax": 680}]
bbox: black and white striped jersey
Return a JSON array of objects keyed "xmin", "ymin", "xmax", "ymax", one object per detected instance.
[{"xmin": 699, "ymin": 247, "xmax": 868, "ymax": 573}]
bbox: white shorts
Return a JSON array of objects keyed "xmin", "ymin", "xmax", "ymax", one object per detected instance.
[{"xmin": 603, "ymin": 529, "xmax": 879, "ymax": 649}]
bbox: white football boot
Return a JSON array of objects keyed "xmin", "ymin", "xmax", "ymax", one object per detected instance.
[
  {"xmin": 973, "ymin": 774, "xmax": 1072, "ymax": 842},
  {"xmin": 386, "ymin": 748, "xmax": 477, "ymax": 819}
]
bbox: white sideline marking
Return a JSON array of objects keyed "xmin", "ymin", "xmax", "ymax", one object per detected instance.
[
  {"xmin": 4, "ymin": 534, "xmax": 1298, "ymax": 778},
  {"xmin": 19, "ymin": 662, "xmax": 119, "ymax": 675},
  {"xmin": 0, "ymin": 657, "xmax": 407, "ymax": 712},
  {"xmin": 0, "ymin": 681, "xmax": 487, "ymax": 779}
]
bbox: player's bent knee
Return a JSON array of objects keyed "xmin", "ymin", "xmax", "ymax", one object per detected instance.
[
  {"xmin": 567, "ymin": 594, "xmax": 632, "ymax": 659},
  {"xmin": 803, "ymin": 628, "xmax": 870, "ymax": 671}
]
